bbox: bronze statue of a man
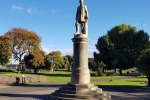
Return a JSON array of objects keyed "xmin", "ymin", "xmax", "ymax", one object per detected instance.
[{"xmin": 75, "ymin": 0, "xmax": 88, "ymax": 34}]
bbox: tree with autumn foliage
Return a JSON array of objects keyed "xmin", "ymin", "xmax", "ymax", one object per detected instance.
[
  {"xmin": 0, "ymin": 35, "xmax": 13, "ymax": 65},
  {"xmin": 24, "ymin": 49, "xmax": 46, "ymax": 73},
  {"xmin": 4, "ymin": 28, "xmax": 41, "ymax": 74}
]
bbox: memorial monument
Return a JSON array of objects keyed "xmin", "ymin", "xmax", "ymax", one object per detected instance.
[{"xmin": 47, "ymin": 0, "xmax": 111, "ymax": 99}]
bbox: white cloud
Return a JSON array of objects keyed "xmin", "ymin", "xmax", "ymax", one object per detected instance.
[
  {"xmin": 41, "ymin": 44, "xmax": 96, "ymax": 58},
  {"xmin": 12, "ymin": 4, "xmax": 23, "ymax": 11},
  {"xmin": 88, "ymin": 45, "xmax": 98, "ymax": 58},
  {"xmin": 133, "ymin": 23, "xmax": 138, "ymax": 26},
  {"xmin": 50, "ymin": 9, "xmax": 59, "ymax": 15},
  {"xmin": 27, "ymin": 7, "xmax": 37, "ymax": 14},
  {"xmin": 42, "ymin": 46, "xmax": 73, "ymax": 56},
  {"xmin": 143, "ymin": 24, "xmax": 149, "ymax": 26}
]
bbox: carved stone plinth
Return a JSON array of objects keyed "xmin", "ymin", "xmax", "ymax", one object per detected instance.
[{"xmin": 47, "ymin": 34, "xmax": 111, "ymax": 100}]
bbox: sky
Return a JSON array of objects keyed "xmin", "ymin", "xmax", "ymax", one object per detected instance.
[{"xmin": 0, "ymin": 0, "xmax": 150, "ymax": 64}]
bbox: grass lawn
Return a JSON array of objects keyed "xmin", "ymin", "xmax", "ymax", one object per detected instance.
[
  {"xmin": 1, "ymin": 71, "xmax": 120, "ymax": 83},
  {"xmin": 1, "ymin": 71, "xmax": 72, "ymax": 83},
  {"xmin": 94, "ymin": 76, "xmax": 148, "ymax": 87},
  {"xmin": 1, "ymin": 71, "xmax": 149, "ymax": 88}
]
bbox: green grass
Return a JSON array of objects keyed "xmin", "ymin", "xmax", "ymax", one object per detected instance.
[
  {"xmin": 1, "ymin": 71, "xmax": 71, "ymax": 83},
  {"xmin": 36, "ymin": 71, "xmax": 71, "ymax": 83},
  {"xmin": 94, "ymin": 76, "xmax": 148, "ymax": 87},
  {"xmin": 1, "ymin": 70, "xmax": 149, "ymax": 88},
  {"xmin": 91, "ymin": 76, "xmax": 120, "ymax": 80},
  {"xmin": 1, "ymin": 71, "xmax": 119, "ymax": 83}
]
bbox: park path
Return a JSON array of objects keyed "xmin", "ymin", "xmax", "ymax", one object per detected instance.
[{"xmin": 0, "ymin": 74, "xmax": 149, "ymax": 100}]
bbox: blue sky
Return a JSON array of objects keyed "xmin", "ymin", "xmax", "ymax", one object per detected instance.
[{"xmin": 0, "ymin": 0, "xmax": 150, "ymax": 63}]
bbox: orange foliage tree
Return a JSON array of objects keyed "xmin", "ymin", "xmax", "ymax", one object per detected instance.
[
  {"xmin": 4, "ymin": 28, "xmax": 41, "ymax": 74},
  {"xmin": 0, "ymin": 35, "xmax": 13, "ymax": 66},
  {"xmin": 24, "ymin": 49, "xmax": 46, "ymax": 73}
]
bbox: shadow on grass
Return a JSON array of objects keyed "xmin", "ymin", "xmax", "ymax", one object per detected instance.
[
  {"xmin": 97, "ymin": 85, "xmax": 150, "ymax": 93},
  {"xmin": 0, "ymin": 93, "xmax": 48, "ymax": 100},
  {"xmin": 119, "ymin": 72, "xmax": 141, "ymax": 76},
  {"xmin": 0, "ymin": 71, "xmax": 17, "ymax": 75},
  {"xmin": 8, "ymin": 83, "xmax": 67, "ymax": 88},
  {"xmin": 126, "ymin": 80, "xmax": 146, "ymax": 82},
  {"xmin": 9, "ymin": 83, "xmax": 66, "ymax": 88}
]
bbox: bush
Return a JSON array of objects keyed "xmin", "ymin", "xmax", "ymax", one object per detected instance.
[
  {"xmin": 106, "ymin": 72, "xmax": 119, "ymax": 76},
  {"xmin": 91, "ymin": 72, "xmax": 99, "ymax": 76},
  {"xmin": 106, "ymin": 72, "xmax": 112, "ymax": 76},
  {"xmin": 127, "ymin": 71, "xmax": 129, "ymax": 74},
  {"xmin": 0, "ymin": 69, "xmax": 15, "ymax": 72},
  {"xmin": 113, "ymin": 73, "xmax": 119, "ymax": 76},
  {"xmin": 97, "ymin": 67, "xmax": 103, "ymax": 76}
]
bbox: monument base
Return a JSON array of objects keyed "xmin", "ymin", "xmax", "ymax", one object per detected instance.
[{"xmin": 47, "ymin": 83, "xmax": 111, "ymax": 100}]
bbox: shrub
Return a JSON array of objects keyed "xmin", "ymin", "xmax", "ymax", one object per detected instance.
[
  {"xmin": 91, "ymin": 72, "xmax": 99, "ymax": 76},
  {"xmin": 106, "ymin": 72, "xmax": 112, "ymax": 76}
]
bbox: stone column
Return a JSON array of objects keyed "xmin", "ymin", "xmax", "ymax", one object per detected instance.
[
  {"xmin": 48, "ymin": 34, "xmax": 111, "ymax": 100},
  {"xmin": 71, "ymin": 34, "xmax": 90, "ymax": 84}
]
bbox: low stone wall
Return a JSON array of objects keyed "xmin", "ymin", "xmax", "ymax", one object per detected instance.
[
  {"xmin": 0, "ymin": 75, "xmax": 47, "ymax": 84},
  {"xmin": 0, "ymin": 75, "xmax": 16, "ymax": 84}
]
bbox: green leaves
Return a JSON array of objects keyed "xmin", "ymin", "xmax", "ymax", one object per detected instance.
[
  {"xmin": 46, "ymin": 51, "xmax": 64, "ymax": 69},
  {"xmin": 136, "ymin": 49, "xmax": 150, "ymax": 74},
  {"xmin": 95, "ymin": 24, "xmax": 150, "ymax": 73}
]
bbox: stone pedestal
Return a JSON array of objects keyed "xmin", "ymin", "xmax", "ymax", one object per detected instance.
[{"xmin": 47, "ymin": 34, "xmax": 111, "ymax": 100}]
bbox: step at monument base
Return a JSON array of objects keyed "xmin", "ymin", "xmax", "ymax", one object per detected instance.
[{"xmin": 47, "ymin": 83, "xmax": 111, "ymax": 100}]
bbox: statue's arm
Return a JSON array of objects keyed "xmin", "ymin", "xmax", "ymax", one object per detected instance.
[
  {"xmin": 85, "ymin": 5, "xmax": 88, "ymax": 20},
  {"xmin": 76, "ymin": 7, "xmax": 79, "ymax": 21}
]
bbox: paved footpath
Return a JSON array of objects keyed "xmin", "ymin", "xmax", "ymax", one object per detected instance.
[{"xmin": 0, "ymin": 76, "xmax": 150, "ymax": 100}]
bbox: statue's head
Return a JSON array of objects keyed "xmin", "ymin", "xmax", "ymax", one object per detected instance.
[{"xmin": 79, "ymin": 0, "xmax": 84, "ymax": 6}]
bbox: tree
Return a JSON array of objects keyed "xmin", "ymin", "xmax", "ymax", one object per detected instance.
[
  {"xmin": 110, "ymin": 59, "xmax": 119, "ymax": 73},
  {"xmin": 136, "ymin": 49, "xmax": 150, "ymax": 86},
  {"xmin": 88, "ymin": 58, "xmax": 97, "ymax": 71},
  {"xmin": 4, "ymin": 28, "xmax": 41, "ymax": 74},
  {"xmin": 64, "ymin": 55, "xmax": 73, "ymax": 71},
  {"xmin": 62, "ymin": 56, "xmax": 70, "ymax": 70},
  {"xmin": 24, "ymin": 49, "xmax": 46, "ymax": 73},
  {"xmin": 46, "ymin": 51, "xmax": 63, "ymax": 72},
  {"xmin": 96, "ymin": 61, "xmax": 106, "ymax": 76},
  {"xmin": 88, "ymin": 58, "xmax": 106, "ymax": 76},
  {"xmin": 0, "ymin": 35, "xmax": 13, "ymax": 65},
  {"xmin": 95, "ymin": 24, "xmax": 150, "ymax": 74}
]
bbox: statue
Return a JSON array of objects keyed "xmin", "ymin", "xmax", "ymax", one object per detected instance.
[{"xmin": 75, "ymin": 0, "xmax": 88, "ymax": 35}]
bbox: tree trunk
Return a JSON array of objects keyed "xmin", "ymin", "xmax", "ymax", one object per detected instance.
[
  {"xmin": 51, "ymin": 67, "xmax": 54, "ymax": 73},
  {"xmin": 17, "ymin": 65, "xmax": 20, "ymax": 74},
  {"xmin": 102, "ymin": 68, "xmax": 105, "ymax": 73},
  {"xmin": 146, "ymin": 74, "xmax": 150, "ymax": 86},
  {"xmin": 34, "ymin": 68, "xmax": 39, "ymax": 74},
  {"xmin": 18, "ymin": 58, "xmax": 22, "ymax": 74},
  {"xmin": 18, "ymin": 63, "xmax": 21, "ymax": 74},
  {"xmin": 119, "ymin": 68, "xmax": 122, "ymax": 75},
  {"xmin": 114, "ymin": 68, "xmax": 116, "ymax": 73},
  {"xmin": 68, "ymin": 67, "xmax": 70, "ymax": 71}
]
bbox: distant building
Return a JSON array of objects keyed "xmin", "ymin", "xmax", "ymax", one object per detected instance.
[{"xmin": 7, "ymin": 64, "xmax": 19, "ymax": 70}]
